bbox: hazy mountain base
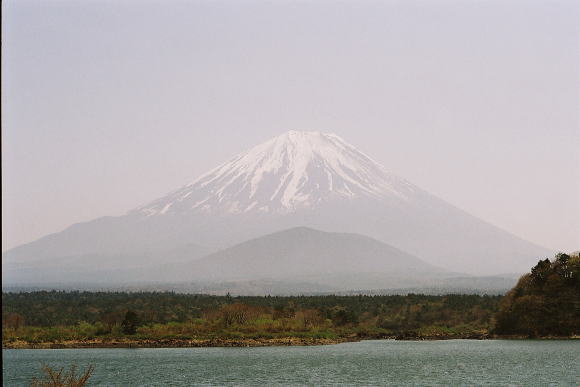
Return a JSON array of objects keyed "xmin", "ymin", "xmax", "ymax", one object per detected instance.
[
  {"xmin": 4, "ymin": 197, "xmax": 550, "ymax": 275},
  {"xmin": 3, "ymin": 190, "xmax": 551, "ymax": 280},
  {"xmin": 2, "ymin": 274, "xmax": 517, "ymax": 296},
  {"xmin": 3, "ymin": 227, "xmax": 519, "ymax": 294},
  {"xmin": 2, "ymin": 242, "xmax": 212, "ymax": 285}
]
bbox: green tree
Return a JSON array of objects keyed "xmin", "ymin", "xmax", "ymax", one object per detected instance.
[
  {"xmin": 121, "ymin": 311, "xmax": 140, "ymax": 335},
  {"xmin": 494, "ymin": 252, "xmax": 580, "ymax": 337},
  {"xmin": 331, "ymin": 307, "xmax": 358, "ymax": 326}
]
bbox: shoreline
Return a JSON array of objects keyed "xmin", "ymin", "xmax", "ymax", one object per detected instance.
[
  {"xmin": 3, "ymin": 337, "xmax": 358, "ymax": 349},
  {"xmin": 4, "ymin": 335, "xmax": 577, "ymax": 349}
]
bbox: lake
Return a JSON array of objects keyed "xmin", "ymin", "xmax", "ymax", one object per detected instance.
[{"xmin": 3, "ymin": 340, "xmax": 579, "ymax": 386}]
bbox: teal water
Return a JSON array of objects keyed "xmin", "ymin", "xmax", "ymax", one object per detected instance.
[{"xmin": 3, "ymin": 340, "xmax": 579, "ymax": 386}]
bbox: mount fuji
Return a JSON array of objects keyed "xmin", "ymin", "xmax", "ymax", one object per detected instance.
[
  {"xmin": 3, "ymin": 131, "xmax": 551, "ymax": 288},
  {"xmin": 134, "ymin": 131, "xmax": 416, "ymax": 216}
]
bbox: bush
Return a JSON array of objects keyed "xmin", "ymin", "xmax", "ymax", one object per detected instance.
[{"xmin": 31, "ymin": 363, "xmax": 94, "ymax": 387}]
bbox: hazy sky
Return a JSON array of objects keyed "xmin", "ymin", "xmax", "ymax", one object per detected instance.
[{"xmin": 2, "ymin": 0, "xmax": 579, "ymax": 252}]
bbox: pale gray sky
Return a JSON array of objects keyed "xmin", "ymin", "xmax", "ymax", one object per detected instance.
[{"xmin": 2, "ymin": 0, "xmax": 579, "ymax": 252}]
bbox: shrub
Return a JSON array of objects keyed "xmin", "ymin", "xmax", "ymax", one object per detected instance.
[{"xmin": 31, "ymin": 363, "xmax": 94, "ymax": 387}]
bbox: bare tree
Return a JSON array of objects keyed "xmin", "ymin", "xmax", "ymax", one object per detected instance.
[
  {"xmin": 3, "ymin": 312, "xmax": 24, "ymax": 330},
  {"xmin": 31, "ymin": 363, "xmax": 95, "ymax": 387},
  {"xmin": 220, "ymin": 303, "xmax": 260, "ymax": 326},
  {"xmin": 300, "ymin": 309, "xmax": 324, "ymax": 329}
]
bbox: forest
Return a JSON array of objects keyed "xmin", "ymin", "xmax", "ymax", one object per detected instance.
[
  {"xmin": 3, "ymin": 253, "xmax": 578, "ymax": 347},
  {"xmin": 3, "ymin": 292, "xmax": 499, "ymax": 345}
]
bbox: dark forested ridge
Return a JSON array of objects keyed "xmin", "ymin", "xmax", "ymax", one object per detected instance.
[
  {"xmin": 2, "ymin": 292, "xmax": 500, "ymax": 345},
  {"xmin": 2, "ymin": 292, "xmax": 500, "ymax": 329},
  {"xmin": 494, "ymin": 252, "xmax": 579, "ymax": 337}
]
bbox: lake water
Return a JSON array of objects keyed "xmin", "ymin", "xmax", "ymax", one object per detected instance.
[{"xmin": 3, "ymin": 340, "xmax": 579, "ymax": 386}]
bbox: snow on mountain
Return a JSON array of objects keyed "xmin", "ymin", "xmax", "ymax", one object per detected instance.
[{"xmin": 134, "ymin": 131, "xmax": 417, "ymax": 216}]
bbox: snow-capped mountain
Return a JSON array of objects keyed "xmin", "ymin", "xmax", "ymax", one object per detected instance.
[
  {"xmin": 134, "ymin": 131, "xmax": 416, "ymax": 216},
  {"xmin": 3, "ymin": 131, "xmax": 552, "ymax": 286}
]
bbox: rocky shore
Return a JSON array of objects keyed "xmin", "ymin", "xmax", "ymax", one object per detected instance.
[
  {"xmin": 5, "ymin": 334, "xmax": 577, "ymax": 349},
  {"xmin": 3, "ymin": 336, "xmax": 358, "ymax": 349},
  {"xmin": 394, "ymin": 331, "xmax": 490, "ymax": 340}
]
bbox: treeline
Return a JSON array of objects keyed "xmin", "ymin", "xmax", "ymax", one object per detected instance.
[
  {"xmin": 494, "ymin": 252, "xmax": 579, "ymax": 337},
  {"xmin": 2, "ymin": 292, "xmax": 500, "ymax": 343},
  {"xmin": 3, "ymin": 253, "xmax": 578, "ymax": 344}
]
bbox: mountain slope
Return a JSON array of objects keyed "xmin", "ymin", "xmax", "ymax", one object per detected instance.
[{"xmin": 3, "ymin": 131, "xmax": 551, "ymax": 281}]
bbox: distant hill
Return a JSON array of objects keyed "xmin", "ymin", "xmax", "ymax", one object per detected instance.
[
  {"xmin": 182, "ymin": 227, "xmax": 443, "ymax": 280},
  {"xmin": 147, "ymin": 227, "xmax": 467, "ymax": 291}
]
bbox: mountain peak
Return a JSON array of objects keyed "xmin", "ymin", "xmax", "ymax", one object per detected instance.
[
  {"xmin": 135, "ymin": 131, "xmax": 417, "ymax": 216},
  {"xmin": 276, "ymin": 130, "xmax": 342, "ymax": 142}
]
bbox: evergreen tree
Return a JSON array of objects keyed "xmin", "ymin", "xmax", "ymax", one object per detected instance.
[{"xmin": 121, "ymin": 310, "xmax": 140, "ymax": 335}]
